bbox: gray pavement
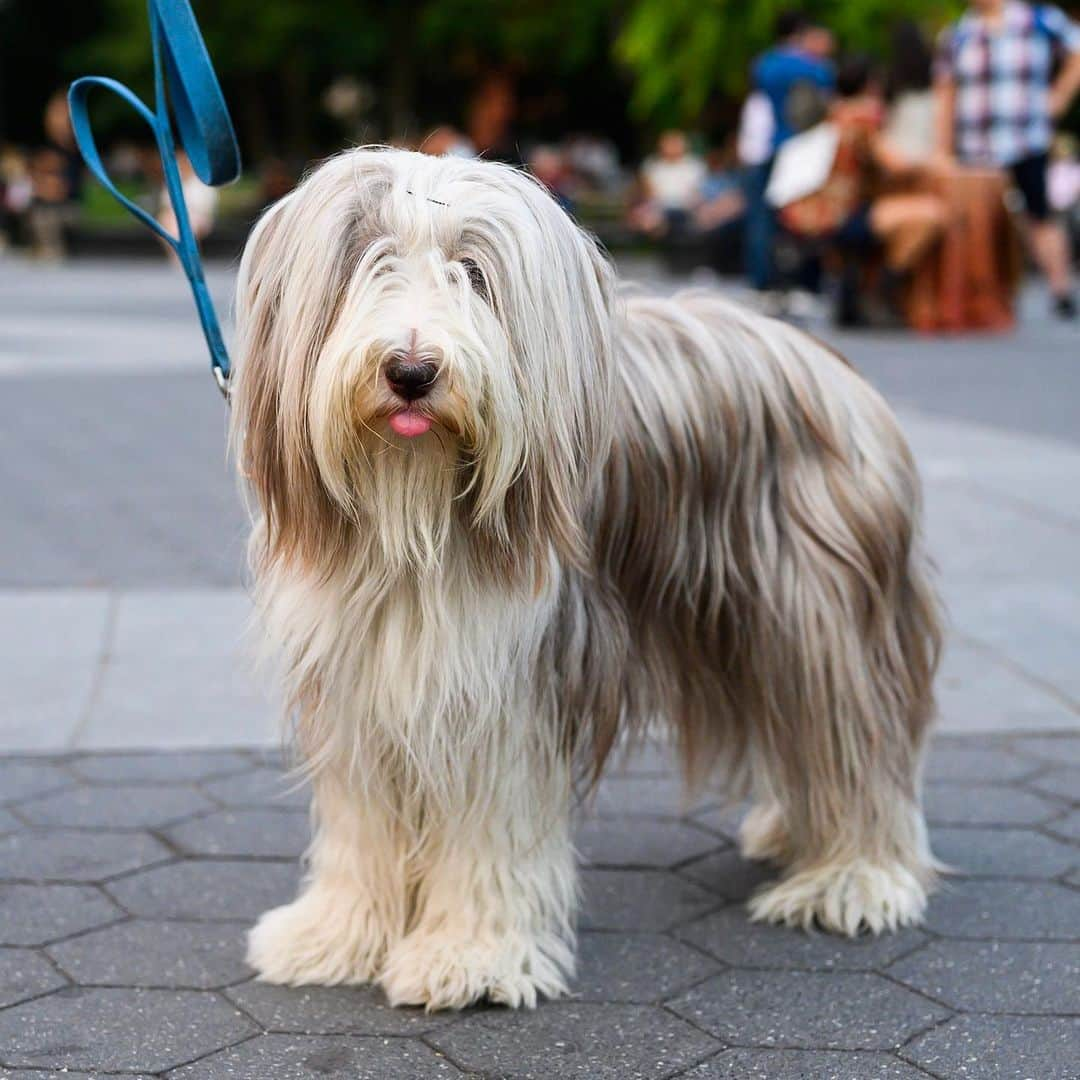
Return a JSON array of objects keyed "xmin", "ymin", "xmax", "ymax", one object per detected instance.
[
  {"xmin": 1, "ymin": 254, "xmax": 1079, "ymax": 1077},
  {"xmin": 0, "ymin": 736, "xmax": 1077, "ymax": 1077},
  {"xmin": 1, "ymin": 257, "xmax": 1078, "ymax": 748}
]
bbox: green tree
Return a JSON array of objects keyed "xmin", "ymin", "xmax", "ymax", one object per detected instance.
[{"xmin": 615, "ymin": 0, "xmax": 961, "ymax": 128}]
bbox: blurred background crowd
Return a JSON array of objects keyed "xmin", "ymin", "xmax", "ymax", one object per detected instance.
[{"xmin": 2, "ymin": 0, "xmax": 1080, "ymax": 331}]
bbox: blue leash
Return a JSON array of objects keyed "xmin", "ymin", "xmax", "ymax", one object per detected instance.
[{"xmin": 68, "ymin": 0, "xmax": 241, "ymax": 396}]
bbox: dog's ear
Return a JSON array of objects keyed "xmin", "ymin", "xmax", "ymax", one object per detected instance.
[
  {"xmin": 231, "ymin": 189, "xmax": 353, "ymax": 573},
  {"xmin": 473, "ymin": 181, "xmax": 617, "ymax": 578}
]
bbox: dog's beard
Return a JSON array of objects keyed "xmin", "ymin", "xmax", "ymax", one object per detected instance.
[{"xmin": 341, "ymin": 427, "xmax": 464, "ymax": 576}]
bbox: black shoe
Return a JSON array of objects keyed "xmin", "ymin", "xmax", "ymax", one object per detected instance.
[{"xmin": 1053, "ymin": 294, "xmax": 1077, "ymax": 320}]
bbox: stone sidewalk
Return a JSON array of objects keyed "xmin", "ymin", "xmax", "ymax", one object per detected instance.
[{"xmin": 1, "ymin": 735, "xmax": 1078, "ymax": 1079}]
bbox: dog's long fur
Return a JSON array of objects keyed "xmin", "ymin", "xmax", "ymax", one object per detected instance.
[{"xmin": 231, "ymin": 147, "xmax": 943, "ymax": 1010}]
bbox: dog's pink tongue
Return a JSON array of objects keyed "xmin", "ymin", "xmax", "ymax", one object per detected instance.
[{"xmin": 389, "ymin": 410, "xmax": 433, "ymax": 438}]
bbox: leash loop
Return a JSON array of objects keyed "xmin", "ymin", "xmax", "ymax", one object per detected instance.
[{"xmin": 68, "ymin": 0, "xmax": 240, "ymax": 397}]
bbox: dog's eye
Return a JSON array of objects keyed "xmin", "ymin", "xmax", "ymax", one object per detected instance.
[{"xmin": 460, "ymin": 258, "xmax": 488, "ymax": 301}]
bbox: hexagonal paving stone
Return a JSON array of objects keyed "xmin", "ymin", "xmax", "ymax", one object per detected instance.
[
  {"xmin": 683, "ymin": 1048, "xmax": 930, "ymax": 1079},
  {"xmin": 0, "ymin": 829, "xmax": 170, "ymax": 883},
  {"xmin": 200, "ymin": 768, "xmax": 309, "ymax": 809},
  {"xmin": 1025, "ymin": 765, "xmax": 1080, "ymax": 804},
  {"xmin": 18, "ymin": 784, "xmax": 215, "ymax": 830},
  {"xmin": 924, "ymin": 879, "xmax": 1080, "ymax": 938},
  {"xmin": 48, "ymin": 919, "xmax": 250, "ymax": 990},
  {"xmin": 903, "ymin": 1014, "xmax": 1080, "ymax": 1080},
  {"xmin": 225, "ymin": 980, "xmax": 457, "ymax": 1036},
  {"xmin": 164, "ymin": 809, "xmax": 309, "ymax": 858},
  {"xmin": 0, "ymin": 986, "xmax": 258, "ymax": 1073},
  {"xmin": 166, "ymin": 1034, "xmax": 462, "ymax": 1078},
  {"xmin": 1012, "ymin": 736, "xmax": 1080, "ymax": 768},
  {"xmin": 675, "ymin": 905, "xmax": 929, "ymax": 971},
  {"xmin": 930, "ymin": 826, "xmax": 1079, "ymax": 878},
  {"xmin": 667, "ymin": 970, "xmax": 948, "ymax": 1050},
  {"xmin": 1046, "ymin": 808, "xmax": 1080, "ymax": 843},
  {"xmin": 0, "ymin": 760, "xmax": 73, "ymax": 803},
  {"xmin": 106, "ymin": 858, "xmax": 300, "ymax": 921},
  {"xmin": 572, "ymin": 932, "xmax": 721, "ymax": 1002},
  {"xmin": 574, "ymin": 817, "xmax": 726, "ymax": 868},
  {"xmin": 0, "ymin": 1073, "xmax": 154, "ymax": 1080},
  {"xmin": 924, "ymin": 784, "xmax": 1061, "ymax": 826},
  {"xmin": 590, "ymin": 775, "xmax": 716, "ymax": 818},
  {"xmin": 0, "ymin": 948, "xmax": 67, "ymax": 1007},
  {"xmin": 678, "ymin": 849, "xmax": 776, "ymax": 901},
  {"xmin": 427, "ymin": 1002, "xmax": 721, "ymax": 1080},
  {"xmin": 691, "ymin": 803, "xmax": 749, "ymax": 842},
  {"xmin": 580, "ymin": 869, "xmax": 717, "ymax": 931},
  {"xmin": 0, "ymin": 883, "xmax": 122, "ymax": 946},
  {"xmin": 68, "ymin": 750, "xmax": 255, "ymax": 784},
  {"xmin": 889, "ymin": 939, "xmax": 1080, "ymax": 1014},
  {"xmin": 923, "ymin": 743, "xmax": 1043, "ymax": 783}
]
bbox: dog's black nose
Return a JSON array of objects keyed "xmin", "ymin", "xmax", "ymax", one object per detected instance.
[{"xmin": 385, "ymin": 357, "xmax": 438, "ymax": 401}]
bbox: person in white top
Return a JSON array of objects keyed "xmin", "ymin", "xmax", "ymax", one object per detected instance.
[
  {"xmin": 882, "ymin": 21, "xmax": 937, "ymax": 163},
  {"xmin": 158, "ymin": 152, "xmax": 218, "ymax": 243},
  {"xmin": 629, "ymin": 130, "xmax": 706, "ymax": 237}
]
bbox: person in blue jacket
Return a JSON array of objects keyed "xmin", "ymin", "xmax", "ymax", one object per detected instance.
[{"xmin": 744, "ymin": 11, "xmax": 835, "ymax": 293}]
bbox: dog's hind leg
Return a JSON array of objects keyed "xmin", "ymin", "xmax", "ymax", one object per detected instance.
[
  {"xmin": 247, "ymin": 765, "xmax": 406, "ymax": 985},
  {"xmin": 742, "ymin": 517, "xmax": 943, "ymax": 936}
]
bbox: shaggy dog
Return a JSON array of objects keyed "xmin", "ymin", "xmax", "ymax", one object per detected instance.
[{"xmin": 231, "ymin": 147, "xmax": 942, "ymax": 1011}]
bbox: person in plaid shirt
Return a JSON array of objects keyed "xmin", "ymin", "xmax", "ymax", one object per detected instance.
[{"xmin": 936, "ymin": 0, "xmax": 1080, "ymax": 318}]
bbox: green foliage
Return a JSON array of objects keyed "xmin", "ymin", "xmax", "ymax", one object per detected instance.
[
  {"xmin": 616, "ymin": 0, "xmax": 785, "ymax": 121},
  {"xmin": 50, "ymin": 0, "xmax": 973, "ymax": 149},
  {"xmin": 65, "ymin": 0, "xmax": 384, "ymax": 85},
  {"xmin": 616, "ymin": 0, "xmax": 963, "ymax": 127},
  {"xmin": 418, "ymin": 0, "xmax": 612, "ymax": 73}
]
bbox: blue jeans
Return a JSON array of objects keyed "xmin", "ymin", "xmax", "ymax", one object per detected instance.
[{"xmin": 743, "ymin": 158, "xmax": 775, "ymax": 291}]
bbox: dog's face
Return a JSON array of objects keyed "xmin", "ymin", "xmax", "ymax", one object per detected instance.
[{"xmin": 233, "ymin": 149, "xmax": 614, "ymax": 579}]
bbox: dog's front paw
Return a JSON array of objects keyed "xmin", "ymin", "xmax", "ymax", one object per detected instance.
[
  {"xmin": 379, "ymin": 931, "xmax": 572, "ymax": 1011},
  {"xmin": 747, "ymin": 858, "xmax": 930, "ymax": 936},
  {"xmin": 247, "ymin": 886, "xmax": 390, "ymax": 986}
]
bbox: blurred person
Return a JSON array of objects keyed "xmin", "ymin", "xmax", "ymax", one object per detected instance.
[
  {"xmin": 935, "ymin": 0, "xmax": 1080, "ymax": 318},
  {"xmin": 736, "ymin": 92, "xmax": 775, "ymax": 168},
  {"xmin": 26, "ymin": 90, "xmax": 84, "ymax": 260},
  {"xmin": 696, "ymin": 145, "xmax": 746, "ymax": 231},
  {"xmin": 1049, "ymin": 133, "xmax": 1080, "ymax": 252},
  {"xmin": 528, "ymin": 145, "xmax": 574, "ymax": 211},
  {"xmin": 697, "ymin": 144, "xmax": 748, "ymax": 275},
  {"xmin": 883, "ymin": 21, "xmax": 937, "ymax": 162},
  {"xmin": 563, "ymin": 133, "xmax": 624, "ymax": 195},
  {"xmin": 43, "ymin": 89, "xmax": 83, "ymax": 206},
  {"xmin": 157, "ymin": 151, "xmax": 218, "ymax": 245},
  {"xmin": 1048, "ymin": 133, "xmax": 1080, "ymax": 212},
  {"xmin": 780, "ymin": 55, "xmax": 948, "ymax": 325},
  {"xmin": 745, "ymin": 11, "xmax": 836, "ymax": 292},
  {"xmin": 0, "ymin": 147, "xmax": 33, "ymax": 250},
  {"xmin": 421, "ymin": 125, "xmax": 476, "ymax": 159},
  {"xmin": 27, "ymin": 148, "xmax": 77, "ymax": 260},
  {"xmin": 629, "ymin": 129, "xmax": 706, "ymax": 237},
  {"xmin": 259, "ymin": 157, "xmax": 297, "ymax": 207}
]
